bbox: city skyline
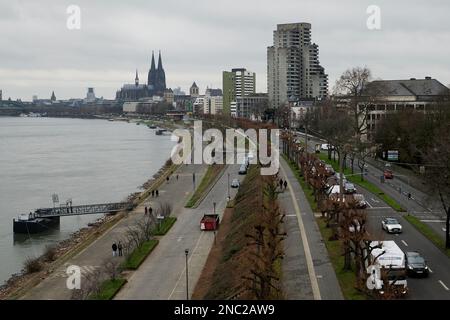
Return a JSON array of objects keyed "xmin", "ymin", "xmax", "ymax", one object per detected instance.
[{"xmin": 0, "ymin": 0, "xmax": 449, "ymax": 101}]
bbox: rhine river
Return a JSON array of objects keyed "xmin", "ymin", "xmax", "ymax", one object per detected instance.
[{"xmin": 0, "ymin": 117, "xmax": 176, "ymax": 284}]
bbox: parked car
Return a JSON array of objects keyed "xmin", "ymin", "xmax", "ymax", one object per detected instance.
[
  {"xmin": 405, "ymin": 251, "xmax": 429, "ymax": 277},
  {"xmin": 321, "ymin": 144, "xmax": 331, "ymax": 151},
  {"xmin": 326, "ymin": 185, "xmax": 341, "ymax": 197},
  {"xmin": 238, "ymin": 163, "xmax": 247, "ymax": 175},
  {"xmin": 231, "ymin": 178, "xmax": 240, "ymax": 188},
  {"xmin": 382, "ymin": 217, "xmax": 403, "ymax": 233},
  {"xmin": 344, "ymin": 182, "xmax": 357, "ymax": 194}
]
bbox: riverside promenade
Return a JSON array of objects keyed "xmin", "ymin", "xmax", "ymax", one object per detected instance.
[{"xmin": 20, "ymin": 163, "xmax": 208, "ymax": 300}]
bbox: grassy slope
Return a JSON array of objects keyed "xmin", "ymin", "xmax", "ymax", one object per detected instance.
[
  {"xmin": 122, "ymin": 239, "xmax": 159, "ymax": 270},
  {"xmin": 153, "ymin": 217, "xmax": 177, "ymax": 236},
  {"xmin": 89, "ymin": 278, "xmax": 127, "ymax": 300},
  {"xmin": 185, "ymin": 164, "xmax": 225, "ymax": 208}
]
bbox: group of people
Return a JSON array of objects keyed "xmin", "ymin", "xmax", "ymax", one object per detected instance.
[
  {"xmin": 112, "ymin": 241, "xmax": 123, "ymax": 257},
  {"xmin": 151, "ymin": 189, "xmax": 159, "ymax": 197},
  {"xmin": 279, "ymin": 178, "xmax": 288, "ymax": 191},
  {"xmin": 144, "ymin": 206, "xmax": 153, "ymax": 215}
]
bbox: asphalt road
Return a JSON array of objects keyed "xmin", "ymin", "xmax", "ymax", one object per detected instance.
[
  {"xmin": 115, "ymin": 164, "xmax": 241, "ymax": 300},
  {"xmin": 292, "ymin": 132, "xmax": 450, "ymax": 299}
]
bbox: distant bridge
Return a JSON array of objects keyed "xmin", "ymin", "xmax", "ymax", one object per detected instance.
[{"xmin": 33, "ymin": 202, "xmax": 134, "ymax": 218}]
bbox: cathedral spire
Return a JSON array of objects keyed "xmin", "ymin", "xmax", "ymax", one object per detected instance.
[
  {"xmin": 135, "ymin": 69, "xmax": 139, "ymax": 86},
  {"xmin": 150, "ymin": 51, "xmax": 156, "ymax": 71},
  {"xmin": 157, "ymin": 50, "xmax": 163, "ymax": 70}
]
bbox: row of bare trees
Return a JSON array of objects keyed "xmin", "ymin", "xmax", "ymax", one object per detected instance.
[
  {"xmin": 282, "ymin": 134, "xmax": 405, "ymax": 299},
  {"xmin": 71, "ymin": 202, "xmax": 172, "ymax": 299},
  {"xmin": 242, "ymin": 176, "xmax": 286, "ymax": 299}
]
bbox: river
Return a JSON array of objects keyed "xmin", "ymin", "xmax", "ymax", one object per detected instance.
[{"xmin": 0, "ymin": 116, "xmax": 176, "ymax": 284}]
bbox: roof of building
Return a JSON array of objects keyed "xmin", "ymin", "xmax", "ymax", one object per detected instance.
[
  {"xmin": 191, "ymin": 82, "xmax": 198, "ymax": 88},
  {"xmin": 206, "ymin": 88, "xmax": 222, "ymax": 96},
  {"xmin": 122, "ymin": 84, "xmax": 148, "ymax": 90},
  {"xmin": 367, "ymin": 78, "xmax": 449, "ymax": 97}
]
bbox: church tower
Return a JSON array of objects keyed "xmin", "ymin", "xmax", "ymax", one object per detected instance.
[
  {"xmin": 147, "ymin": 51, "xmax": 157, "ymax": 90},
  {"xmin": 190, "ymin": 82, "xmax": 199, "ymax": 97},
  {"xmin": 135, "ymin": 69, "xmax": 139, "ymax": 86},
  {"xmin": 155, "ymin": 51, "xmax": 167, "ymax": 95}
]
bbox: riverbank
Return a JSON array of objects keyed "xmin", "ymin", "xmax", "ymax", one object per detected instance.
[{"xmin": 0, "ymin": 160, "xmax": 178, "ymax": 300}]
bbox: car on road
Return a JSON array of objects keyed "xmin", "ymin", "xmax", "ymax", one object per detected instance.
[
  {"xmin": 352, "ymin": 193, "xmax": 368, "ymax": 209},
  {"xmin": 405, "ymin": 251, "xmax": 429, "ymax": 277},
  {"xmin": 231, "ymin": 179, "xmax": 240, "ymax": 188},
  {"xmin": 384, "ymin": 168, "xmax": 394, "ymax": 179},
  {"xmin": 382, "ymin": 217, "xmax": 403, "ymax": 233},
  {"xmin": 344, "ymin": 182, "xmax": 357, "ymax": 194},
  {"xmin": 238, "ymin": 163, "xmax": 247, "ymax": 175}
]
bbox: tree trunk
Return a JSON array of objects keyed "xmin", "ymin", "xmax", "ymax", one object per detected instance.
[{"xmin": 343, "ymin": 240, "xmax": 352, "ymax": 271}]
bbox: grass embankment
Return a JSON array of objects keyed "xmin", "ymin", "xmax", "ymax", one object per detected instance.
[
  {"xmin": 89, "ymin": 278, "xmax": 127, "ymax": 300},
  {"xmin": 185, "ymin": 164, "xmax": 225, "ymax": 208},
  {"xmin": 198, "ymin": 165, "xmax": 283, "ymax": 299},
  {"xmin": 122, "ymin": 239, "xmax": 159, "ymax": 270},
  {"xmin": 317, "ymin": 153, "xmax": 404, "ymax": 212},
  {"xmin": 153, "ymin": 217, "xmax": 177, "ymax": 236},
  {"xmin": 282, "ymin": 154, "xmax": 366, "ymax": 300},
  {"xmin": 404, "ymin": 215, "xmax": 450, "ymax": 257}
]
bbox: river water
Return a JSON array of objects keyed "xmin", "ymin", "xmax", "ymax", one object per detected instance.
[{"xmin": 0, "ymin": 117, "xmax": 176, "ymax": 284}]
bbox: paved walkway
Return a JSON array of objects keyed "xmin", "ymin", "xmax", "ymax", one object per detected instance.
[
  {"xmin": 21, "ymin": 164, "xmax": 207, "ymax": 300},
  {"xmin": 115, "ymin": 164, "xmax": 240, "ymax": 300},
  {"xmin": 279, "ymin": 157, "xmax": 343, "ymax": 300}
]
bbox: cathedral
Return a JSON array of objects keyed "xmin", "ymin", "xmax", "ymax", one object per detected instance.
[{"xmin": 116, "ymin": 51, "xmax": 167, "ymax": 101}]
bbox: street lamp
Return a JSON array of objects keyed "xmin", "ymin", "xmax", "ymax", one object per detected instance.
[
  {"xmin": 185, "ymin": 249, "xmax": 189, "ymax": 300},
  {"xmin": 213, "ymin": 202, "xmax": 216, "ymax": 215},
  {"xmin": 227, "ymin": 173, "xmax": 230, "ymax": 199}
]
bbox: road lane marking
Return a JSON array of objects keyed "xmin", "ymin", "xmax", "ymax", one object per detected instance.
[
  {"xmin": 366, "ymin": 201, "xmax": 373, "ymax": 208},
  {"xmin": 443, "ymin": 228, "xmax": 447, "ymax": 232},
  {"xmin": 401, "ymin": 240, "xmax": 408, "ymax": 247},
  {"xmin": 366, "ymin": 207, "xmax": 391, "ymax": 210},
  {"xmin": 428, "ymin": 267, "xmax": 433, "ymax": 273},
  {"xmin": 438, "ymin": 280, "xmax": 449, "ymax": 291},
  {"xmin": 420, "ymin": 220, "xmax": 446, "ymax": 223},
  {"xmin": 286, "ymin": 214, "xmax": 297, "ymax": 217},
  {"xmin": 371, "ymin": 198, "xmax": 380, "ymax": 203},
  {"xmin": 280, "ymin": 164, "xmax": 321, "ymax": 300},
  {"xmin": 168, "ymin": 230, "xmax": 205, "ymax": 299}
]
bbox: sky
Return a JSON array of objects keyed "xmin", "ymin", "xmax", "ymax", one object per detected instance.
[{"xmin": 0, "ymin": 0, "xmax": 449, "ymax": 101}]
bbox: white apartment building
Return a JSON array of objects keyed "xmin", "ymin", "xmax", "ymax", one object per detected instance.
[{"xmin": 268, "ymin": 22, "xmax": 328, "ymax": 109}]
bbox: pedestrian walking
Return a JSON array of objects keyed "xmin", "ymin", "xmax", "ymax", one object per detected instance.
[
  {"xmin": 156, "ymin": 189, "xmax": 159, "ymax": 197},
  {"xmin": 112, "ymin": 242, "xmax": 118, "ymax": 257},
  {"xmin": 149, "ymin": 206, "xmax": 153, "ymax": 215},
  {"xmin": 145, "ymin": 206, "xmax": 148, "ymax": 215},
  {"xmin": 166, "ymin": 176, "xmax": 169, "ymax": 183},
  {"xmin": 176, "ymin": 174, "xmax": 179, "ymax": 181},
  {"xmin": 284, "ymin": 180, "xmax": 288, "ymax": 190},
  {"xmin": 279, "ymin": 179, "xmax": 283, "ymax": 190},
  {"xmin": 118, "ymin": 241, "xmax": 123, "ymax": 257},
  {"xmin": 152, "ymin": 190, "xmax": 155, "ymax": 197}
]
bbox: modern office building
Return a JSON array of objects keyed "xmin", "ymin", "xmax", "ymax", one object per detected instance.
[
  {"xmin": 267, "ymin": 22, "xmax": 328, "ymax": 109},
  {"xmin": 222, "ymin": 68, "xmax": 256, "ymax": 115},
  {"xmin": 234, "ymin": 93, "xmax": 268, "ymax": 120}
]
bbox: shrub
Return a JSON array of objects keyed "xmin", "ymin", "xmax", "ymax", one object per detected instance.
[
  {"xmin": 24, "ymin": 257, "xmax": 43, "ymax": 274},
  {"xmin": 43, "ymin": 245, "xmax": 57, "ymax": 262}
]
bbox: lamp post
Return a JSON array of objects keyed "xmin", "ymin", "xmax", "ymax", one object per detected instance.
[
  {"xmin": 213, "ymin": 202, "xmax": 216, "ymax": 215},
  {"xmin": 185, "ymin": 249, "xmax": 189, "ymax": 300},
  {"xmin": 227, "ymin": 173, "xmax": 230, "ymax": 199}
]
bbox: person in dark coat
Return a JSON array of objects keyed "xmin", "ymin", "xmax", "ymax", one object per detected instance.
[
  {"xmin": 112, "ymin": 243, "xmax": 118, "ymax": 257},
  {"xmin": 152, "ymin": 190, "xmax": 155, "ymax": 197},
  {"xmin": 145, "ymin": 206, "xmax": 148, "ymax": 215},
  {"xmin": 283, "ymin": 180, "xmax": 288, "ymax": 190},
  {"xmin": 156, "ymin": 190, "xmax": 159, "ymax": 197},
  {"xmin": 118, "ymin": 242, "xmax": 123, "ymax": 257},
  {"xmin": 279, "ymin": 179, "xmax": 283, "ymax": 190}
]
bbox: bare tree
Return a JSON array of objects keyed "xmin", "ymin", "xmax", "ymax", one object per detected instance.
[{"xmin": 102, "ymin": 258, "xmax": 121, "ymax": 281}]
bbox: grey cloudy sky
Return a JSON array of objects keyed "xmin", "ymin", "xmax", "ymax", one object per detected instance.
[{"xmin": 1, "ymin": 0, "xmax": 449, "ymax": 100}]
